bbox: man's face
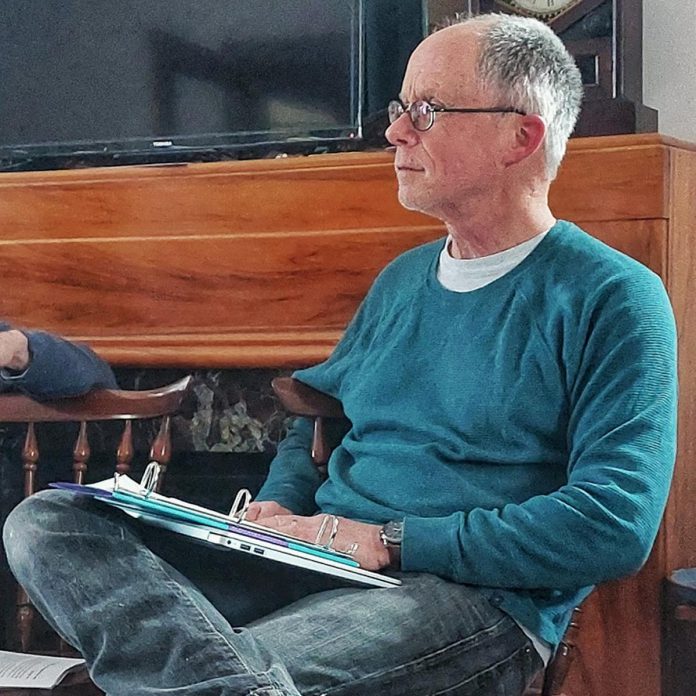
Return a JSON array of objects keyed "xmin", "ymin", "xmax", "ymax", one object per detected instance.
[{"xmin": 386, "ymin": 25, "xmax": 509, "ymax": 219}]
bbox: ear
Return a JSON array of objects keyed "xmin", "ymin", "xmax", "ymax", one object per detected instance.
[{"xmin": 502, "ymin": 114, "xmax": 547, "ymax": 167}]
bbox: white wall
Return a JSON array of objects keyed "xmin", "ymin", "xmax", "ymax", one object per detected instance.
[{"xmin": 644, "ymin": 3, "xmax": 696, "ymax": 143}]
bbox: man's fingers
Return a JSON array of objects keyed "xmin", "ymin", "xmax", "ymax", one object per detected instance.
[
  {"xmin": 245, "ymin": 501, "xmax": 292, "ymax": 522},
  {"xmin": 263, "ymin": 514, "xmax": 298, "ymax": 530},
  {"xmin": 244, "ymin": 504, "xmax": 261, "ymax": 522},
  {"xmin": 258, "ymin": 514, "xmax": 316, "ymax": 542}
]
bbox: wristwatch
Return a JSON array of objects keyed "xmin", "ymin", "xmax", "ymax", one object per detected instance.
[{"xmin": 379, "ymin": 519, "xmax": 404, "ymax": 568}]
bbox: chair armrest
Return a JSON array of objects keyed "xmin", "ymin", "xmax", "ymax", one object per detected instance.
[
  {"xmin": 271, "ymin": 377, "xmax": 344, "ymax": 419},
  {"xmin": 0, "ymin": 376, "xmax": 194, "ymax": 423},
  {"xmin": 271, "ymin": 377, "xmax": 348, "ymax": 468}
]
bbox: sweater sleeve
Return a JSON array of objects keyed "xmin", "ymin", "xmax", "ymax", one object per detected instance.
[
  {"xmin": 0, "ymin": 325, "xmax": 117, "ymax": 399},
  {"xmin": 254, "ymin": 416, "xmax": 324, "ymax": 515},
  {"xmin": 401, "ymin": 272, "xmax": 678, "ymax": 589}
]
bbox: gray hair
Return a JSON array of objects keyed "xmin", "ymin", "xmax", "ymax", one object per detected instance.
[{"xmin": 445, "ymin": 13, "xmax": 583, "ymax": 179}]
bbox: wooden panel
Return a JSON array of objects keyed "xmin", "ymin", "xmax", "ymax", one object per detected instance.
[
  {"xmin": 578, "ymin": 218, "xmax": 668, "ymax": 277},
  {"xmin": 0, "ymin": 230, "xmax": 444, "ymax": 334},
  {"xmin": 0, "ymin": 153, "xmax": 424, "ymax": 241},
  {"xmin": 0, "ymin": 136, "xmax": 679, "ymax": 367},
  {"xmin": 0, "ymin": 136, "xmax": 675, "ymax": 243},
  {"xmin": 0, "ymin": 227, "xmax": 444, "ymax": 367},
  {"xmin": 0, "ymin": 150, "xmax": 450, "ymax": 366},
  {"xmin": 552, "ymin": 135, "xmax": 670, "ymax": 222},
  {"xmin": 565, "ymin": 549, "xmax": 664, "ymax": 696},
  {"xmin": 663, "ymin": 148, "xmax": 696, "ymax": 572}
]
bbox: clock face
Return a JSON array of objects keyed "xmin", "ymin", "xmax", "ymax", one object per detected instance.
[{"xmin": 501, "ymin": 0, "xmax": 581, "ymax": 19}]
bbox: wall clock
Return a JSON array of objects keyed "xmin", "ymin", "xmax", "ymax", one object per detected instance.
[
  {"xmin": 496, "ymin": 1, "xmax": 584, "ymax": 20},
  {"xmin": 430, "ymin": 0, "xmax": 657, "ymax": 137}
]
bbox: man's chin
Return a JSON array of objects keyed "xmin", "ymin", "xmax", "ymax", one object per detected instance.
[{"xmin": 397, "ymin": 188, "xmax": 431, "ymax": 214}]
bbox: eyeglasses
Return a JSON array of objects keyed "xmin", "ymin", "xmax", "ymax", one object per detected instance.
[{"xmin": 387, "ymin": 99, "xmax": 527, "ymax": 132}]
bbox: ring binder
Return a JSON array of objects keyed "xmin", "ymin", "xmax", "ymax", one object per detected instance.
[
  {"xmin": 49, "ymin": 472, "xmax": 401, "ymax": 589},
  {"xmin": 313, "ymin": 514, "xmax": 340, "ymax": 551},
  {"xmin": 229, "ymin": 489, "xmax": 252, "ymax": 521},
  {"xmin": 139, "ymin": 461, "xmax": 161, "ymax": 495}
]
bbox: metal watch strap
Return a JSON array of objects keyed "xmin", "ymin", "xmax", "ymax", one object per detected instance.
[{"xmin": 379, "ymin": 520, "xmax": 403, "ymax": 569}]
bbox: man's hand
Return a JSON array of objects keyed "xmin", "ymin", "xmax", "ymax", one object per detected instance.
[
  {"xmin": 257, "ymin": 513, "xmax": 391, "ymax": 571},
  {"xmin": 0, "ymin": 330, "xmax": 30, "ymax": 372},
  {"xmin": 245, "ymin": 500, "xmax": 293, "ymax": 522}
]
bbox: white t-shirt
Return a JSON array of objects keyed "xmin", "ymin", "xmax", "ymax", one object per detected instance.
[{"xmin": 437, "ymin": 229, "xmax": 549, "ymax": 292}]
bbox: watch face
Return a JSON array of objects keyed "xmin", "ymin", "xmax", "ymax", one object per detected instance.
[
  {"xmin": 501, "ymin": 0, "xmax": 580, "ymax": 19},
  {"xmin": 381, "ymin": 520, "xmax": 404, "ymax": 545}
]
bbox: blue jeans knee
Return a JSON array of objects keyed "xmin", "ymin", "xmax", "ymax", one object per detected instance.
[{"xmin": 3, "ymin": 489, "xmax": 79, "ymax": 584}]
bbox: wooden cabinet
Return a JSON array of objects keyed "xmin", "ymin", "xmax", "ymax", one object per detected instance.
[{"xmin": 1, "ymin": 133, "xmax": 695, "ymax": 695}]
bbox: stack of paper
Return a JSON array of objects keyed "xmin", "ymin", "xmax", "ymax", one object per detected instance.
[{"xmin": 0, "ymin": 650, "xmax": 86, "ymax": 690}]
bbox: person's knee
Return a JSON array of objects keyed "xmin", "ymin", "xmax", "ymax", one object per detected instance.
[{"xmin": 2, "ymin": 490, "xmax": 76, "ymax": 580}]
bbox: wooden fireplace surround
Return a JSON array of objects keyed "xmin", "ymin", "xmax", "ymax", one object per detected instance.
[{"xmin": 1, "ymin": 134, "xmax": 695, "ymax": 696}]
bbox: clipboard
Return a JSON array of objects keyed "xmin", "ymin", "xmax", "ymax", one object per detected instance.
[{"xmin": 50, "ymin": 462, "xmax": 401, "ymax": 589}]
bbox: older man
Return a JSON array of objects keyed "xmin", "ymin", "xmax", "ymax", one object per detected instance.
[{"xmin": 3, "ymin": 14, "xmax": 676, "ymax": 696}]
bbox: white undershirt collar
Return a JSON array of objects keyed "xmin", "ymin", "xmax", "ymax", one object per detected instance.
[{"xmin": 437, "ymin": 229, "xmax": 550, "ymax": 293}]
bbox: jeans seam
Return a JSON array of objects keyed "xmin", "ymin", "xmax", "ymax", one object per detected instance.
[
  {"xmin": 138, "ymin": 540, "xmax": 273, "ymax": 684},
  {"xmin": 312, "ymin": 615, "xmax": 510, "ymax": 696},
  {"xmin": 429, "ymin": 642, "xmax": 531, "ymax": 695}
]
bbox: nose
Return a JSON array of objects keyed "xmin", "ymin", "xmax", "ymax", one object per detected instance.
[{"xmin": 385, "ymin": 112, "xmax": 419, "ymax": 147}]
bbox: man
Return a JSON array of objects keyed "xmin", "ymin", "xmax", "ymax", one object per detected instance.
[
  {"xmin": 2, "ymin": 14, "xmax": 677, "ymax": 696},
  {"xmin": 0, "ymin": 322, "xmax": 116, "ymax": 397}
]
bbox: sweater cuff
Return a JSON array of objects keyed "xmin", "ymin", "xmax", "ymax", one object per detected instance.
[
  {"xmin": 401, "ymin": 514, "xmax": 459, "ymax": 580},
  {"xmin": 0, "ymin": 331, "xmax": 34, "ymax": 382},
  {"xmin": 0, "ymin": 366, "xmax": 29, "ymax": 381}
]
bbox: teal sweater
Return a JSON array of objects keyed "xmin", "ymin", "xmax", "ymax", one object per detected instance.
[{"xmin": 257, "ymin": 221, "xmax": 678, "ymax": 646}]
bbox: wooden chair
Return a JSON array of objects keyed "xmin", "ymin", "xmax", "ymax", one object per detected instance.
[
  {"xmin": 0, "ymin": 375, "xmax": 194, "ymax": 655},
  {"xmin": 271, "ymin": 376, "xmax": 583, "ymax": 696},
  {"xmin": 662, "ymin": 569, "xmax": 696, "ymax": 696}
]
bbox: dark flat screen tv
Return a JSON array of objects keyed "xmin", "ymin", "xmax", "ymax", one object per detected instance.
[{"xmin": 0, "ymin": 0, "xmax": 425, "ymax": 172}]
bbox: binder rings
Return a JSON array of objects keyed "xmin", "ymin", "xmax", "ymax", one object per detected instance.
[{"xmin": 50, "ymin": 462, "xmax": 401, "ymax": 589}]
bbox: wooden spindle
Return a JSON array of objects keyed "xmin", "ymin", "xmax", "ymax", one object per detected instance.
[
  {"xmin": 311, "ymin": 417, "xmax": 330, "ymax": 465},
  {"xmin": 22, "ymin": 423, "xmax": 39, "ymax": 498},
  {"xmin": 16, "ymin": 587, "xmax": 34, "ymax": 652},
  {"xmin": 17, "ymin": 424, "xmax": 39, "ymax": 651},
  {"xmin": 72, "ymin": 421, "xmax": 90, "ymax": 485},
  {"xmin": 149, "ymin": 416, "xmax": 172, "ymax": 492},
  {"xmin": 116, "ymin": 420, "xmax": 134, "ymax": 476}
]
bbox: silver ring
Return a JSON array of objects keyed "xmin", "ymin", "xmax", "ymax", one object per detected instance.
[{"xmin": 343, "ymin": 542, "xmax": 359, "ymax": 557}]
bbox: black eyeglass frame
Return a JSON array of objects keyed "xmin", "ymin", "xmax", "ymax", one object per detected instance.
[{"xmin": 388, "ymin": 99, "xmax": 527, "ymax": 132}]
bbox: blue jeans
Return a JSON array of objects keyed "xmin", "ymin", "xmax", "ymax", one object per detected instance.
[{"xmin": 3, "ymin": 490, "xmax": 541, "ymax": 695}]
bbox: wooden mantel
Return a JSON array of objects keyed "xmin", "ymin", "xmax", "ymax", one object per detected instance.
[
  {"xmin": 1, "ymin": 133, "xmax": 696, "ymax": 696},
  {"xmin": 0, "ymin": 150, "xmax": 442, "ymax": 367},
  {"xmin": 0, "ymin": 132, "xmax": 691, "ymax": 369}
]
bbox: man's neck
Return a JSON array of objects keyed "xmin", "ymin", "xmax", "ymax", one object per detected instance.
[{"xmin": 444, "ymin": 193, "xmax": 556, "ymax": 260}]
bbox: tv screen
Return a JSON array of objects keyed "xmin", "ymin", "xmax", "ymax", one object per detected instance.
[{"xmin": 0, "ymin": 0, "xmax": 425, "ymax": 171}]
